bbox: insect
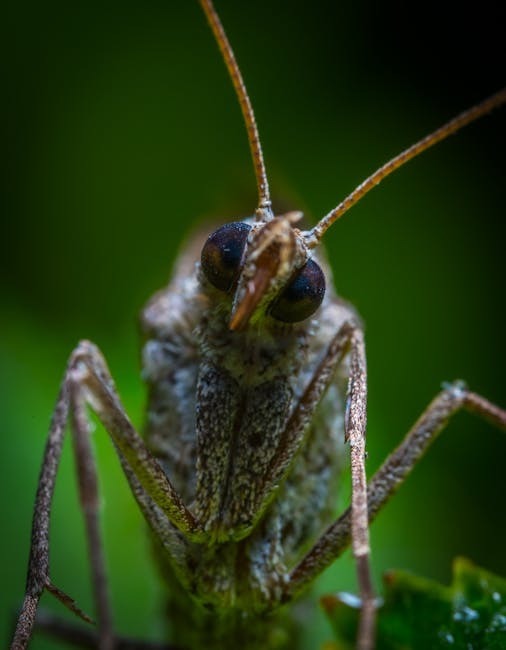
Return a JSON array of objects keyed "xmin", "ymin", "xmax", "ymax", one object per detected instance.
[{"xmin": 6, "ymin": 1, "xmax": 506, "ymax": 648}]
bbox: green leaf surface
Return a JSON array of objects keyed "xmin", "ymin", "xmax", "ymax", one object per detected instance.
[{"xmin": 322, "ymin": 558, "xmax": 506, "ymax": 649}]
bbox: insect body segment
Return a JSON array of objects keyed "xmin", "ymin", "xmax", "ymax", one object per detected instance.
[
  {"xmin": 135, "ymin": 215, "xmax": 355, "ymax": 648},
  {"xmin": 142, "ymin": 215, "xmax": 349, "ymax": 551}
]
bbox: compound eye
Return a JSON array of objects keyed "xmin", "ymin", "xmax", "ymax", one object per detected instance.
[
  {"xmin": 269, "ymin": 258, "xmax": 325, "ymax": 323},
  {"xmin": 201, "ymin": 221, "xmax": 251, "ymax": 292}
]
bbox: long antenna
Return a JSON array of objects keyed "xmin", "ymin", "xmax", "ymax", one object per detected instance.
[
  {"xmin": 199, "ymin": 0, "xmax": 272, "ymax": 220},
  {"xmin": 306, "ymin": 88, "xmax": 506, "ymax": 248}
]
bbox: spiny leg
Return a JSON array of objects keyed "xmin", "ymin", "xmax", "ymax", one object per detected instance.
[
  {"xmin": 246, "ymin": 318, "xmax": 375, "ymax": 649},
  {"xmin": 252, "ymin": 320, "xmax": 358, "ymax": 520},
  {"xmin": 12, "ymin": 379, "xmax": 72, "ymax": 650},
  {"xmin": 12, "ymin": 340, "xmax": 201, "ymax": 650},
  {"xmin": 344, "ymin": 326, "xmax": 375, "ymax": 650},
  {"xmin": 68, "ymin": 370, "xmax": 114, "ymax": 649},
  {"xmin": 67, "ymin": 342, "xmax": 201, "ymax": 543},
  {"xmin": 214, "ymin": 316, "xmax": 356, "ymax": 541},
  {"xmin": 366, "ymin": 387, "xmax": 506, "ymax": 524},
  {"xmin": 285, "ymin": 383, "xmax": 506, "ymax": 603},
  {"xmin": 11, "ymin": 375, "xmax": 97, "ymax": 648},
  {"xmin": 34, "ymin": 610, "xmax": 181, "ymax": 649}
]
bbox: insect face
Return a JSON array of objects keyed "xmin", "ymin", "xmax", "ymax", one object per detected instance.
[
  {"xmin": 4, "ymin": 2, "xmax": 506, "ymax": 649},
  {"xmin": 201, "ymin": 215, "xmax": 325, "ymax": 330}
]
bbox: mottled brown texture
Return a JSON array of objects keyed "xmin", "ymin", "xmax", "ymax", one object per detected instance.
[{"xmin": 140, "ymin": 215, "xmax": 360, "ymax": 636}]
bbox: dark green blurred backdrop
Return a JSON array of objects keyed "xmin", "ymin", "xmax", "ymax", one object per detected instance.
[{"xmin": 2, "ymin": 1, "xmax": 505, "ymax": 648}]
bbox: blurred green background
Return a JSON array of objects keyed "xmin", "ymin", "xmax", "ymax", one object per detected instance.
[{"xmin": 2, "ymin": 1, "xmax": 505, "ymax": 648}]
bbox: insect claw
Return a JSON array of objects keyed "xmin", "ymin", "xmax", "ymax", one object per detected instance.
[{"xmin": 46, "ymin": 580, "xmax": 95, "ymax": 625}]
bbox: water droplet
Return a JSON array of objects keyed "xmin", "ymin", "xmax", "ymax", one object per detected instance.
[
  {"xmin": 453, "ymin": 606, "xmax": 480, "ymax": 623},
  {"xmin": 336, "ymin": 591, "xmax": 362, "ymax": 609},
  {"xmin": 437, "ymin": 629, "xmax": 455, "ymax": 646},
  {"xmin": 492, "ymin": 591, "xmax": 502, "ymax": 604},
  {"xmin": 489, "ymin": 613, "xmax": 506, "ymax": 632}
]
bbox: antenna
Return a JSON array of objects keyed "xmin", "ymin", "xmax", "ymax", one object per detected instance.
[
  {"xmin": 199, "ymin": 0, "xmax": 272, "ymax": 220},
  {"xmin": 306, "ymin": 88, "xmax": 506, "ymax": 248}
]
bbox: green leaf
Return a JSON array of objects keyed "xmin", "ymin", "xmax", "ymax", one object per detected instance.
[{"xmin": 321, "ymin": 558, "xmax": 506, "ymax": 649}]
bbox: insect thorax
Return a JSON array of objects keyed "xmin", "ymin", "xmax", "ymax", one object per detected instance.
[{"xmin": 139, "ymin": 222, "xmax": 352, "ymax": 626}]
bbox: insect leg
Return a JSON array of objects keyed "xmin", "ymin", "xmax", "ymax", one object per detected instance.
[
  {"xmin": 12, "ymin": 340, "xmax": 201, "ymax": 650},
  {"xmin": 32, "ymin": 610, "xmax": 178, "ymax": 649},
  {"xmin": 248, "ymin": 320, "xmax": 357, "ymax": 528},
  {"xmin": 285, "ymin": 383, "xmax": 506, "ymax": 602},
  {"xmin": 12, "ymin": 378, "xmax": 72, "ymax": 650},
  {"xmin": 67, "ymin": 341, "xmax": 201, "ymax": 539},
  {"xmin": 67, "ymin": 370, "xmax": 114, "ymax": 649},
  {"xmin": 343, "ymin": 326, "xmax": 375, "ymax": 650},
  {"xmin": 366, "ymin": 385, "xmax": 506, "ymax": 529},
  {"xmin": 248, "ymin": 317, "xmax": 375, "ymax": 648}
]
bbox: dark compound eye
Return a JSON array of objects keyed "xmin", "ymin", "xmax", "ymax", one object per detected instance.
[
  {"xmin": 269, "ymin": 258, "xmax": 325, "ymax": 323},
  {"xmin": 201, "ymin": 221, "xmax": 251, "ymax": 292}
]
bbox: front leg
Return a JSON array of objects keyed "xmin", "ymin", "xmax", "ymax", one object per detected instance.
[
  {"xmin": 343, "ymin": 325, "xmax": 375, "ymax": 650},
  {"xmin": 246, "ymin": 317, "xmax": 375, "ymax": 648},
  {"xmin": 11, "ymin": 340, "xmax": 201, "ymax": 650}
]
